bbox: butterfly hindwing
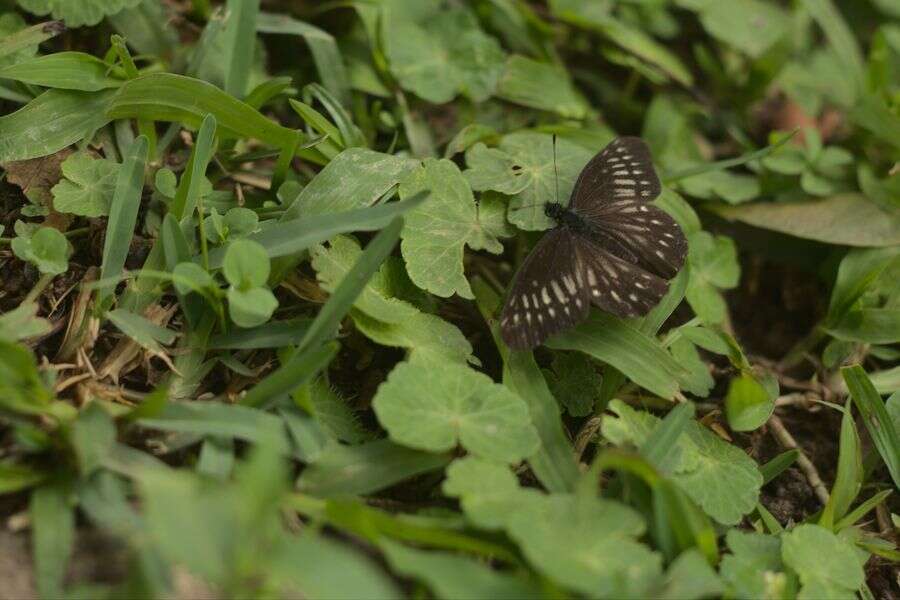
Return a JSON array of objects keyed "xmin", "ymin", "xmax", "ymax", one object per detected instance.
[
  {"xmin": 500, "ymin": 229, "xmax": 591, "ymax": 350},
  {"xmin": 570, "ymin": 137, "xmax": 661, "ymax": 210},
  {"xmin": 579, "ymin": 198, "xmax": 688, "ymax": 280},
  {"xmin": 574, "ymin": 236, "xmax": 670, "ymax": 318}
]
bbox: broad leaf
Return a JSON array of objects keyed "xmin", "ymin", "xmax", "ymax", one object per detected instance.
[{"xmin": 51, "ymin": 152, "xmax": 119, "ymax": 217}]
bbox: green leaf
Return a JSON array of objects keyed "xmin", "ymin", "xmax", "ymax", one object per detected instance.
[
  {"xmin": 826, "ymin": 247, "xmax": 899, "ymax": 323},
  {"xmin": 309, "ymin": 379, "xmax": 372, "ymax": 445},
  {"xmin": 296, "ymin": 439, "xmax": 450, "ymax": 497},
  {"xmin": 546, "ymin": 312, "xmax": 684, "ymax": 400},
  {"xmin": 18, "ymin": 0, "xmax": 143, "ymax": 27},
  {"xmin": 222, "ymin": 239, "xmax": 270, "ymax": 289},
  {"xmin": 257, "ymin": 13, "xmax": 351, "ymax": 106},
  {"xmin": 50, "ymin": 151, "xmax": 119, "ymax": 217},
  {"xmin": 0, "ymin": 15, "xmax": 54, "ymax": 66},
  {"xmin": 782, "ymin": 524, "xmax": 864, "ymax": 599},
  {"xmin": 496, "ymin": 55, "xmax": 589, "ymax": 118},
  {"xmin": 31, "ymin": 482, "xmax": 74, "ymax": 600},
  {"xmin": 98, "ymin": 135, "xmax": 149, "ymax": 309},
  {"xmin": 825, "ymin": 308, "xmax": 900, "ymax": 344},
  {"xmin": 821, "ymin": 405, "xmax": 862, "ymax": 527},
  {"xmin": 269, "ymin": 533, "xmax": 400, "ymax": 600},
  {"xmin": 685, "ymin": 231, "xmax": 740, "ymax": 324},
  {"xmin": 227, "ymin": 287, "xmax": 278, "ymax": 328},
  {"xmin": 107, "ymin": 73, "xmax": 302, "ymax": 150},
  {"xmin": 711, "ymin": 194, "xmax": 900, "ymax": 247},
  {"xmin": 70, "ymin": 403, "xmax": 117, "ymax": 475},
  {"xmin": 207, "ymin": 194, "xmax": 428, "ymax": 269},
  {"xmin": 373, "ymin": 354, "xmax": 539, "ymax": 463},
  {"xmin": 656, "ymin": 549, "xmax": 724, "ymax": 600},
  {"xmin": 0, "ymin": 88, "xmax": 113, "ymax": 162},
  {"xmin": 547, "ymin": 351, "xmax": 600, "ymax": 417},
  {"xmin": 281, "ymin": 147, "xmax": 419, "ymax": 220},
  {"xmin": 385, "ymin": 7, "xmax": 505, "ymax": 103},
  {"xmin": 720, "ymin": 530, "xmax": 789, "ymax": 599},
  {"xmin": 381, "ymin": 539, "xmax": 541, "ymax": 600},
  {"xmin": 0, "ymin": 51, "xmax": 123, "ymax": 91},
  {"xmin": 679, "ymin": 0, "xmax": 790, "ymax": 58},
  {"xmin": 240, "ymin": 219, "xmax": 405, "ymax": 408},
  {"xmin": 11, "ymin": 226, "xmax": 70, "ymax": 275},
  {"xmin": 0, "ymin": 340, "xmax": 54, "ymax": 415},
  {"xmin": 602, "ymin": 401, "xmax": 763, "ymax": 524},
  {"xmin": 842, "ymin": 365, "xmax": 900, "ymax": 489},
  {"xmin": 465, "ymin": 132, "xmax": 593, "ymax": 230},
  {"xmin": 311, "ymin": 235, "xmax": 473, "ymax": 363},
  {"xmin": 107, "ymin": 309, "xmax": 176, "ymax": 354},
  {"xmin": 398, "ymin": 158, "xmax": 500, "ymax": 298},
  {"xmin": 0, "ymin": 461, "xmax": 46, "ymax": 494},
  {"xmin": 507, "ymin": 493, "xmax": 660, "ymax": 597},
  {"xmin": 725, "ymin": 373, "xmax": 776, "ymax": 432},
  {"xmin": 0, "ymin": 302, "xmax": 52, "ymax": 342},
  {"xmin": 221, "ymin": 0, "xmax": 260, "ymax": 98}
]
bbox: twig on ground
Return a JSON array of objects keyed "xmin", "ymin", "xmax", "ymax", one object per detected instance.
[{"xmin": 768, "ymin": 413, "xmax": 830, "ymax": 506}]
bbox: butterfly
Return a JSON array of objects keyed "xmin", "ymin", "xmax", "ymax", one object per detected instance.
[{"xmin": 499, "ymin": 136, "xmax": 687, "ymax": 351}]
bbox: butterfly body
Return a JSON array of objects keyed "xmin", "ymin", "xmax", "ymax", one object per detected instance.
[{"xmin": 499, "ymin": 137, "xmax": 687, "ymax": 351}]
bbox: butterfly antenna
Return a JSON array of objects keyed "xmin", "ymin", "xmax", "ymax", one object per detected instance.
[{"xmin": 553, "ymin": 134, "xmax": 560, "ymax": 205}]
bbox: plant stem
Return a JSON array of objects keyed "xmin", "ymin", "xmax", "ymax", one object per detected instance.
[{"xmin": 22, "ymin": 273, "xmax": 55, "ymax": 305}]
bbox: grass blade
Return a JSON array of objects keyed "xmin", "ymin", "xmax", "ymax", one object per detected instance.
[
  {"xmin": 31, "ymin": 482, "xmax": 74, "ymax": 600},
  {"xmin": 0, "ymin": 20, "xmax": 64, "ymax": 60},
  {"xmin": 759, "ymin": 449, "xmax": 800, "ymax": 485},
  {"xmin": 662, "ymin": 132, "xmax": 796, "ymax": 183},
  {"xmin": 205, "ymin": 192, "xmax": 429, "ymax": 268},
  {"xmin": 842, "ymin": 365, "xmax": 900, "ymax": 489},
  {"xmin": 98, "ymin": 135, "xmax": 149, "ymax": 311},
  {"xmin": 241, "ymin": 218, "xmax": 405, "ymax": 408},
  {"xmin": 641, "ymin": 402, "xmax": 695, "ymax": 467},
  {"xmin": 223, "ymin": 0, "xmax": 260, "ymax": 98}
]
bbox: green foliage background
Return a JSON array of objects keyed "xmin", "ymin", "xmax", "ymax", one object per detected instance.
[{"xmin": 0, "ymin": 0, "xmax": 898, "ymax": 598}]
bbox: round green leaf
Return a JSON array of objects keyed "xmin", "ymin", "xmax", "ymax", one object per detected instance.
[
  {"xmin": 227, "ymin": 287, "xmax": 278, "ymax": 328},
  {"xmin": 222, "ymin": 239, "xmax": 270, "ymax": 289},
  {"xmin": 372, "ymin": 355, "xmax": 540, "ymax": 463},
  {"xmin": 11, "ymin": 226, "xmax": 70, "ymax": 275}
]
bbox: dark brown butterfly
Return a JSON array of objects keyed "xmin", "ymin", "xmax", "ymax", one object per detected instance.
[{"xmin": 499, "ymin": 137, "xmax": 687, "ymax": 351}]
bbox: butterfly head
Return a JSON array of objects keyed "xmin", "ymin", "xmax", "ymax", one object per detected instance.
[{"xmin": 544, "ymin": 201, "xmax": 566, "ymax": 221}]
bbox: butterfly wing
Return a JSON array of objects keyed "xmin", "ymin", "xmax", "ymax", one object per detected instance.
[
  {"xmin": 500, "ymin": 229, "xmax": 591, "ymax": 350},
  {"xmin": 570, "ymin": 137, "xmax": 662, "ymax": 210},
  {"xmin": 569, "ymin": 137, "xmax": 686, "ymax": 280},
  {"xmin": 574, "ymin": 235, "xmax": 671, "ymax": 318}
]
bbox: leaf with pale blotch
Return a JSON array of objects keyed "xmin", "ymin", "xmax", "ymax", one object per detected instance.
[
  {"xmin": 464, "ymin": 133, "xmax": 593, "ymax": 231},
  {"xmin": 720, "ymin": 531, "xmax": 787, "ymax": 599},
  {"xmin": 311, "ymin": 236, "xmax": 472, "ymax": 363},
  {"xmin": 282, "ymin": 148, "xmax": 419, "ymax": 220},
  {"xmin": 51, "ymin": 152, "xmax": 119, "ymax": 217},
  {"xmin": 399, "ymin": 158, "xmax": 503, "ymax": 299},
  {"xmin": 373, "ymin": 355, "xmax": 539, "ymax": 463}
]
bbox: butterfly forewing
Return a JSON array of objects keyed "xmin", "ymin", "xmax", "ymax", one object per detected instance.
[
  {"xmin": 570, "ymin": 137, "xmax": 661, "ymax": 210},
  {"xmin": 499, "ymin": 229, "xmax": 590, "ymax": 351}
]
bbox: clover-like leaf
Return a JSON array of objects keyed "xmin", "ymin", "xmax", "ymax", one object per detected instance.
[
  {"xmin": 442, "ymin": 457, "xmax": 543, "ymax": 530},
  {"xmin": 372, "ymin": 355, "xmax": 539, "ymax": 463},
  {"xmin": 50, "ymin": 152, "xmax": 119, "ymax": 217},
  {"xmin": 385, "ymin": 7, "xmax": 505, "ymax": 103},
  {"xmin": 18, "ymin": 0, "xmax": 143, "ymax": 27},
  {"xmin": 399, "ymin": 158, "xmax": 502, "ymax": 299},
  {"xmin": 685, "ymin": 231, "xmax": 740, "ymax": 324},
  {"xmin": 506, "ymin": 493, "xmax": 660, "ymax": 598},
  {"xmin": 464, "ymin": 133, "xmax": 593, "ymax": 230},
  {"xmin": 602, "ymin": 400, "xmax": 762, "ymax": 524},
  {"xmin": 546, "ymin": 352, "xmax": 600, "ymax": 417},
  {"xmin": 11, "ymin": 226, "xmax": 70, "ymax": 275},
  {"xmin": 311, "ymin": 236, "xmax": 473, "ymax": 364},
  {"xmin": 227, "ymin": 287, "xmax": 278, "ymax": 329},
  {"xmin": 222, "ymin": 239, "xmax": 270, "ymax": 290},
  {"xmin": 720, "ymin": 530, "xmax": 789, "ymax": 600},
  {"xmin": 782, "ymin": 524, "xmax": 865, "ymax": 599}
]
